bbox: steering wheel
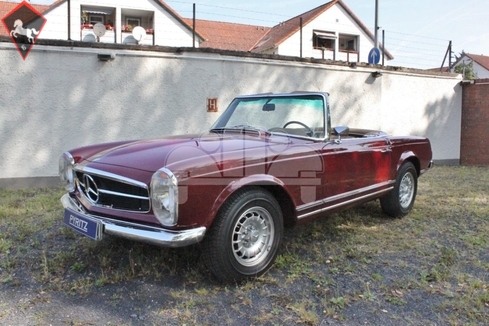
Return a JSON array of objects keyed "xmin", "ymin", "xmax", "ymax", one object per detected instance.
[{"xmin": 283, "ymin": 121, "xmax": 315, "ymax": 137}]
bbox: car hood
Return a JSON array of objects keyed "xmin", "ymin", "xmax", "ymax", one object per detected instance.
[{"xmin": 82, "ymin": 132, "xmax": 293, "ymax": 174}]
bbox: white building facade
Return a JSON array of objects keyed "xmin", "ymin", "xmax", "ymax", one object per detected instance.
[
  {"xmin": 253, "ymin": 0, "xmax": 392, "ymax": 64},
  {"xmin": 39, "ymin": 0, "xmax": 202, "ymax": 47}
]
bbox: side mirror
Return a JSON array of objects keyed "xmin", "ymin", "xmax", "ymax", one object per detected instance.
[{"xmin": 332, "ymin": 126, "xmax": 349, "ymax": 143}]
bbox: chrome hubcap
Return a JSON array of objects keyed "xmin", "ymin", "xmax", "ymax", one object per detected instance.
[
  {"xmin": 399, "ymin": 172, "xmax": 415, "ymax": 209},
  {"xmin": 232, "ymin": 207, "xmax": 275, "ymax": 267}
]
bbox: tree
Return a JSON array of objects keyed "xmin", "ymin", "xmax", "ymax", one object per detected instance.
[
  {"xmin": 454, "ymin": 61, "xmax": 476, "ymax": 79},
  {"xmin": 453, "ymin": 51, "xmax": 477, "ymax": 79}
]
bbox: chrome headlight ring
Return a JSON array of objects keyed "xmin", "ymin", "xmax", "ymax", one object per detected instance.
[{"xmin": 59, "ymin": 152, "xmax": 76, "ymax": 192}]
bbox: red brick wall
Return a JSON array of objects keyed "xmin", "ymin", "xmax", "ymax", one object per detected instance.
[{"xmin": 461, "ymin": 78, "xmax": 489, "ymax": 166}]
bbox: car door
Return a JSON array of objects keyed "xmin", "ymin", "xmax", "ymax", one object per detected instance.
[
  {"xmin": 266, "ymin": 137, "xmax": 325, "ymax": 206},
  {"xmin": 320, "ymin": 137, "xmax": 392, "ymax": 200}
]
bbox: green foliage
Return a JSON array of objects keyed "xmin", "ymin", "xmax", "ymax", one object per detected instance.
[{"xmin": 454, "ymin": 60, "xmax": 476, "ymax": 79}]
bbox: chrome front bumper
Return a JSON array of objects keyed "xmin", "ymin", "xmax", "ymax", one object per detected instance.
[{"xmin": 61, "ymin": 194, "xmax": 206, "ymax": 248}]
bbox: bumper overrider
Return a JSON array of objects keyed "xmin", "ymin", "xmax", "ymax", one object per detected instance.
[{"xmin": 61, "ymin": 194, "xmax": 206, "ymax": 248}]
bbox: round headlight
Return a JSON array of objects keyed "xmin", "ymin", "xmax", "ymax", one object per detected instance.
[
  {"xmin": 151, "ymin": 168, "xmax": 178, "ymax": 226},
  {"xmin": 59, "ymin": 152, "xmax": 75, "ymax": 192}
]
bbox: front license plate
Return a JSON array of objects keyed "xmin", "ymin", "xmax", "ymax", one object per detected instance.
[{"xmin": 63, "ymin": 208, "xmax": 103, "ymax": 240}]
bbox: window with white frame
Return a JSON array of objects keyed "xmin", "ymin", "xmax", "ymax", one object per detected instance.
[
  {"xmin": 313, "ymin": 30, "xmax": 336, "ymax": 50},
  {"xmin": 89, "ymin": 15, "xmax": 105, "ymax": 25},
  {"xmin": 339, "ymin": 34, "xmax": 358, "ymax": 51},
  {"xmin": 126, "ymin": 17, "xmax": 141, "ymax": 27}
]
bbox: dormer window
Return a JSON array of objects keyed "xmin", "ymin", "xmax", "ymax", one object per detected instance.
[
  {"xmin": 81, "ymin": 6, "xmax": 114, "ymax": 28},
  {"xmin": 339, "ymin": 34, "xmax": 358, "ymax": 51},
  {"xmin": 313, "ymin": 30, "xmax": 336, "ymax": 50}
]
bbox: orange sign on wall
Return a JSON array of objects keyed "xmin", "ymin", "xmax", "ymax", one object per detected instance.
[{"xmin": 207, "ymin": 98, "xmax": 218, "ymax": 112}]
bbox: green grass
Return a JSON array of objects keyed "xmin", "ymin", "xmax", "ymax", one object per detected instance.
[{"xmin": 0, "ymin": 166, "xmax": 488, "ymax": 325}]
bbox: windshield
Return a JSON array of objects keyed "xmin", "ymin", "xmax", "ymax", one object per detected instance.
[{"xmin": 211, "ymin": 94, "xmax": 326, "ymax": 139}]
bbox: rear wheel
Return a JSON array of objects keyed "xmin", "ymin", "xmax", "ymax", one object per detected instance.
[
  {"xmin": 380, "ymin": 162, "xmax": 417, "ymax": 217},
  {"xmin": 202, "ymin": 187, "xmax": 284, "ymax": 282}
]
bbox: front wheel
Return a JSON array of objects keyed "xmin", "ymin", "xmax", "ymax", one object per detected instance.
[
  {"xmin": 202, "ymin": 187, "xmax": 284, "ymax": 282},
  {"xmin": 380, "ymin": 162, "xmax": 418, "ymax": 217}
]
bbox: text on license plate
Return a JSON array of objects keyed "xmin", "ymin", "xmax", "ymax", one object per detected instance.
[{"xmin": 63, "ymin": 208, "xmax": 102, "ymax": 240}]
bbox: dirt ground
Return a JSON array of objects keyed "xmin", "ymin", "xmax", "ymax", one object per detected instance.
[{"xmin": 1, "ymin": 167, "xmax": 489, "ymax": 325}]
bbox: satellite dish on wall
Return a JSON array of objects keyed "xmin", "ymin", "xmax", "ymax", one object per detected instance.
[
  {"xmin": 93, "ymin": 23, "xmax": 106, "ymax": 42},
  {"xmin": 132, "ymin": 26, "xmax": 146, "ymax": 44}
]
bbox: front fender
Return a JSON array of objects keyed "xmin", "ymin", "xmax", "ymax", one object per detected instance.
[{"xmin": 207, "ymin": 174, "xmax": 289, "ymax": 227}]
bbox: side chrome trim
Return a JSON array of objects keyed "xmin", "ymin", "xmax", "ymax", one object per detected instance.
[
  {"xmin": 297, "ymin": 180, "xmax": 395, "ymax": 212},
  {"xmin": 61, "ymin": 194, "xmax": 206, "ymax": 248},
  {"xmin": 297, "ymin": 181, "xmax": 395, "ymax": 220}
]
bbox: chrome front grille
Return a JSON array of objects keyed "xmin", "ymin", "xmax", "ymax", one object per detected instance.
[{"xmin": 75, "ymin": 168, "xmax": 150, "ymax": 212}]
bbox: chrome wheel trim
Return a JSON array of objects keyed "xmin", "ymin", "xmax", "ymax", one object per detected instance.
[
  {"xmin": 399, "ymin": 171, "xmax": 415, "ymax": 209},
  {"xmin": 232, "ymin": 206, "xmax": 275, "ymax": 267}
]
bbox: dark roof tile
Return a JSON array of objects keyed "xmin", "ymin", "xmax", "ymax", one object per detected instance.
[
  {"xmin": 464, "ymin": 53, "xmax": 489, "ymax": 71},
  {"xmin": 251, "ymin": 1, "xmax": 337, "ymax": 53},
  {"xmin": 183, "ymin": 18, "xmax": 270, "ymax": 52}
]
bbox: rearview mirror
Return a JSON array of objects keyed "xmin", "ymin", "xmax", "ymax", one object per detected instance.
[{"xmin": 262, "ymin": 103, "xmax": 275, "ymax": 112}]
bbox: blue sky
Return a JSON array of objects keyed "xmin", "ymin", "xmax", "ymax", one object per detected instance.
[{"xmin": 28, "ymin": 0, "xmax": 489, "ymax": 69}]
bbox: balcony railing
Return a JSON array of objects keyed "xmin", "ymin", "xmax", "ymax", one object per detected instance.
[{"xmin": 80, "ymin": 25, "xmax": 154, "ymax": 45}]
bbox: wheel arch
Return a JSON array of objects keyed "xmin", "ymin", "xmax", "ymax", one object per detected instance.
[
  {"xmin": 256, "ymin": 184, "xmax": 296, "ymax": 227},
  {"xmin": 207, "ymin": 175, "xmax": 297, "ymax": 230},
  {"xmin": 398, "ymin": 151, "xmax": 421, "ymax": 176}
]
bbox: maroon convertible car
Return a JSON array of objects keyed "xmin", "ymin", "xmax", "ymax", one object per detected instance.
[{"xmin": 60, "ymin": 92, "xmax": 433, "ymax": 282}]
